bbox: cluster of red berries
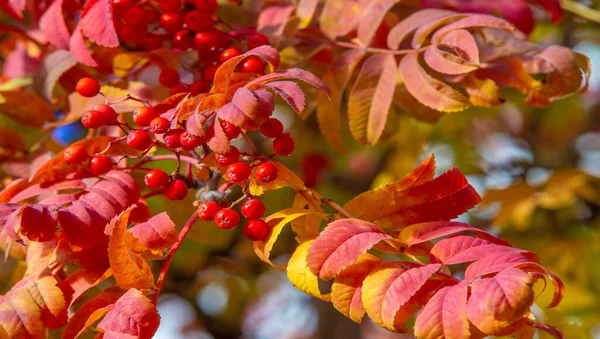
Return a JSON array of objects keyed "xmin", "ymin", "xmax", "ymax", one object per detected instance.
[
  {"xmin": 63, "ymin": 145, "xmax": 113, "ymax": 175},
  {"xmin": 197, "ymin": 198, "xmax": 271, "ymax": 241}
]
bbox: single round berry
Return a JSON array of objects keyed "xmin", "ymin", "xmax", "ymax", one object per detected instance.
[
  {"xmin": 81, "ymin": 109, "xmax": 106, "ymax": 129},
  {"xmin": 214, "ymin": 208, "xmax": 240, "ymax": 229},
  {"xmin": 194, "ymin": 30, "xmax": 228, "ymax": 50},
  {"xmin": 273, "ymin": 133, "xmax": 295, "ymax": 156},
  {"xmin": 203, "ymin": 64, "xmax": 220, "ymax": 82},
  {"xmin": 158, "ymin": 0, "xmax": 181, "ymax": 12},
  {"xmin": 226, "ymin": 162, "xmax": 252, "ymax": 183},
  {"xmin": 89, "ymin": 155, "xmax": 112, "ymax": 175},
  {"xmin": 124, "ymin": 6, "xmax": 147, "ymax": 26},
  {"xmin": 120, "ymin": 24, "xmax": 143, "ymax": 45},
  {"xmin": 93, "ymin": 104, "xmax": 118, "ymax": 125},
  {"xmin": 197, "ymin": 201, "xmax": 221, "ymax": 220},
  {"xmin": 127, "ymin": 130, "xmax": 153, "ymax": 150},
  {"xmin": 160, "ymin": 12, "xmax": 184, "ymax": 32},
  {"xmin": 195, "ymin": 0, "xmax": 217, "ymax": 12},
  {"xmin": 163, "ymin": 129, "xmax": 184, "ymax": 149},
  {"xmin": 144, "ymin": 169, "xmax": 169, "ymax": 188},
  {"xmin": 219, "ymin": 120, "xmax": 240, "ymax": 140},
  {"xmin": 159, "ymin": 68, "xmax": 180, "ymax": 88},
  {"xmin": 247, "ymin": 33, "xmax": 269, "ymax": 49},
  {"xmin": 180, "ymin": 131, "xmax": 205, "ymax": 150},
  {"xmin": 76, "ymin": 77, "xmax": 100, "ymax": 97},
  {"xmin": 241, "ymin": 199, "xmax": 266, "ymax": 219},
  {"xmin": 63, "ymin": 145, "xmax": 88, "ymax": 165},
  {"xmin": 140, "ymin": 34, "xmax": 164, "ymax": 51},
  {"xmin": 184, "ymin": 10, "xmax": 213, "ymax": 32},
  {"xmin": 150, "ymin": 117, "xmax": 170, "ymax": 134},
  {"xmin": 145, "ymin": 8, "xmax": 160, "ymax": 22},
  {"xmin": 172, "ymin": 30, "xmax": 194, "ymax": 50},
  {"xmin": 255, "ymin": 162, "xmax": 278, "ymax": 183},
  {"xmin": 215, "ymin": 147, "xmax": 240, "ymax": 166},
  {"xmin": 164, "ymin": 179, "xmax": 188, "ymax": 200},
  {"xmin": 219, "ymin": 47, "xmax": 241, "ymax": 62},
  {"xmin": 240, "ymin": 57, "xmax": 265, "ymax": 73},
  {"xmin": 190, "ymin": 80, "xmax": 211, "ymax": 95},
  {"xmin": 170, "ymin": 83, "xmax": 189, "ymax": 95},
  {"xmin": 243, "ymin": 219, "xmax": 270, "ymax": 241},
  {"xmin": 260, "ymin": 118, "xmax": 284, "ymax": 138},
  {"xmin": 133, "ymin": 107, "xmax": 159, "ymax": 127}
]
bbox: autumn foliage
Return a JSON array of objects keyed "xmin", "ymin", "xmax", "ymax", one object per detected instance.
[{"xmin": 0, "ymin": 0, "xmax": 594, "ymax": 338}]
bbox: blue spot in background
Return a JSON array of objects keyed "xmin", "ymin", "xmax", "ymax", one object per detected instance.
[{"xmin": 51, "ymin": 110, "xmax": 87, "ymax": 146}]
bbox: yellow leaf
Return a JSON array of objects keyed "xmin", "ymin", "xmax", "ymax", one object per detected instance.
[
  {"xmin": 287, "ymin": 241, "xmax": 330, "ymax": 301},
  {"xmin": 248, "ymin": 162, "xmax": 306, "ymax": 196},
  {"xmin": 291, "ymin": 189, "xmax": 324, "ymax": 241}
]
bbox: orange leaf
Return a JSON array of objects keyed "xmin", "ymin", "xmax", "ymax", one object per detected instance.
[
  {"xmin": 0, "ymin": 91, "xmax": 55, "ymax": 127},
  {"xmin": 0, "ymin": 288, "xmax": 45, "ymax": 338},
  {"xmin": 62, "ymin": 288, "xmax": 122, "ymax": 339}
]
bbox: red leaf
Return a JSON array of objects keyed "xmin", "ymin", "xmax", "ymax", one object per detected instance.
[
  {"xmin": 19, "ymin": 204, "xmax": 58, "ymax": 242},
  {"xmin": 264, "ymin": 81, "xmax": 305, "ymax": 114},
  {"xmin": 387, "ymin": 9, "xmax": 455, "ymax": 49},
  {"xmin": 431, "ymin": 14, "xmax": 518, "ymax": 44},
  {"xmin": 78, "ymin": 0, "xmax": 118, "ymax": 47},
  {"xmin": 527, "ymin": 320, "xmax": 564, "ymax": 339},
  {"xmin": 70, "ymin": 28, "xmax": 98, "ymax": 67},
  {"xmin": 97, "ymin": 288, "xmax": 160, "ymax": 339},
  {"xmin": 60, "ymin": 268, "xmax": 113, "ymax": 309},
  {"xmin": 411, "ymin": 13, "xmax": 468, "ymax": 48},
  {"xmin": 127, "ymin": 212, "xmax": 177, "ymax": 252},
  {"xmin": 39, "ymin": 0, "xmax": 70, "ymax": 49},
  {"xmin": 217, "ymin": 87, "xmax": 260, "ymax": 129},
  {"xmin": 62, "ymin": 288, "xmax": 122, "ymax": 339},
  {"xmin": 400, "ymin": 221, "xmax": 509, "ymax": 247},
  {"xmin": 464, "ymin": 251, "xmax": 533, "ymax": 281},
  {"xmin": 429, "ymin": 235, "xmax": 531, "ymax": 264},
  {"xmin": 357, "ymin": 0, "xmax": 401, "ymax": 45},
  {"xmin": 246, "ymin": 68, "xmax": 329, "ymax": 95},
  {"xmin": 306, "ymin": 218, "xmax": 396, "ymax": 280}
]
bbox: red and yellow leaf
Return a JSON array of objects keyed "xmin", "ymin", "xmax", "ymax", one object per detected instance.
[{"xmin": 287, "ymin": 241, "xmax": 330, "ymax": 301}]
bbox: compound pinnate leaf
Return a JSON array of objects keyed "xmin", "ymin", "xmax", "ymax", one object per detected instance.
[
  {"xmin": 97, "ymin": 288, "xmax": 160, "ymax": 339},
  {"xmin": 0, "ymin": 91, "xmax": 55, "ymax": 127},
  {"xmin": 106, "ymin": 206, "xmax": 155, "ymax": 290},
  {"xmin": 287, "ymin": 241, "xmax": 330, "ymax": 301},
  {"xmin": 348, "ymin": 53, "xmax": 397, "ymax": 145},
  {"xmin": 466, "ymin": 268, "xmax": 534, "ymax": 336},
  {"xmin": 126, "ymin": 212, "xmax": 177, "ymax": 253},
  {"xmin": 399, "ymin": 52, "xmax": 470, "ymax": 113},
  {"xmin": 39, "ymin": 0, "xmax": 70, "ymax": 49},
  {"xmin": 22, "ymin": 275, "xmax": 68, "ymax": 329},
  {"xmin": 331, "ymin": 253, "xmax": 382, "ymax": 323},
  {"xmin": 361, "ymin": 262, "xmax": 443, "ymax": 331},
  {"xmin": 429, "ymin": 235, "xmax": 531, "ymax": 265},
  {"xmin": 306, "ymin": 218, "xmax": 395, "ymax": 280},
  {"xmin": 431, "ymin": 14, "xmax": 518, "ymax": 43}
]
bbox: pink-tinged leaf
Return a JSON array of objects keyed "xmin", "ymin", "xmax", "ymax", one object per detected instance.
[
  {"xmin": 0, "ymin": 0, "xmax": 25, "ymax": 19},
  {"xmin": 387, "ymin": 9, "xmax": 455, "ymax": 49},
  {"xmin": 21, "ymin": 274, "xmax": 68, "ymax": 329},
  {"xmin": 317, "ymin": 49, "xmax": 365, "ymax": 151},
  {"xmin": 217, "ymin": 87, "xmax": 259, "ymax": 128},
  {"xmin": 34, "ymin": 50, "xmax": 78, "ymax": 100},
  {"xmin": 394, "ymin": 81, "xmax": 445, "ymax": 123},
  {"xmin": 127, "ymin": 212, "xmax": 177, "ymax": 252},
  {"xmin": 527, "ymin": 320, "xmax": 564, "ymax": 339},
  {"xmin": 399, "ymin": 52, "xmax": 470, "ymax": 113},
  {"xmin": 357, "ymin": 0, "xmax": 401, "ymax": 45},
  {"xmin": 206, "ymin": 117, "xmax": 230, "ymax": 153},
  {"xmin": 411, "ymin": 13, "xmax": 468, "ymax": 48},
  {"xmin": 70, "ymin": 28, "xmax": 98, "ymax": 67},
  {"xmin": 429, "ymin": 235, "xmax": 531, "ymax": 264},
  {"xmin": 400, "ymin": 221, "xmax": 509, "ymax": 247},
  {"xmin": 39, "ymin": 0, "xmax": 70, "ymax": 49},
  {"xmin": 348, "ymin": 53, "xmax": 396, "ymax": 145},
  {"xmin": 97, "ymin": 288, "xmax": 160, "ymax": 339},
  {"xmin": 59, "ymin": 201, "xmax": 98, "ymax": 250},
  {"xmin": 264, "ymin": 81, "xmax": 305, "ymax": 114},
  {"xmin": 331, "ymin": 254, "xmax": 382, "ymax": 323},
  {"xmin": 464, "ymin": 252, "xmax": 532, "ymax": 281},
  {"xmin": 319, "ymin": 0, "xmax": 372, "ymax": 40},
  {"xmin": 78, "ymin": 0, "xmax": 119, "ymax": 47},
  {"xmin": 423, "ymin": 45, "xmax": 478, "ymax": 75},
  {"xmin": 296, "ymin": 0, "xmax": 318, "ymax": 27},
  {"xmin": 432, "ymin": 14, "xmax": 518, "ymax": 43},
  {"xmin": 466, "ymin": 268, "xmax": 534, "ymax": 336},
  {"xmin": 9, "ymin": 179, "xmax": 86, "ymax": 203},
  {"xmin": 3, "ymin": 42, "xmax": 39, "ymax": 79},
  {"xmin": 18, "ymin": 204, "xmax": 58, "ymax": 242},
  {"xmin": 0, "ymin": 287, "xmax": 45, "ymax": 338},
  {"xmin": 60, "ymin": 268, "xmax": 113, "ymax": 309},
  {"xmin": 257, "ymin": 5, "xmax": 295, "ymax": 46},
  {"xmin": 439, "ymin": 29, "xmax": 479, "ymax": 65},
  {"xmin": 62, "ymin": 288, "xmax": 122, "ymax": 339},
  {"xmin": 90, "ymin": 180, "xmax": 132, "ymax": 210},
  {"xmin": 414, "ymin": 281, "xmax": 482, "ymax": 339},
  {"xmin": 246, "ymin": 68, "xmax": 329, "ymax": 95},
  {"xmin": 361, "ymin": 262, "xmax": 443, "ymax": 331},
  {"xmin": 102, "ymin": 171, "xmax": 141, "ymax": 201},
  {"xmin": 306, "ymin": 218, "xmax": 395, "ymax": 280}
]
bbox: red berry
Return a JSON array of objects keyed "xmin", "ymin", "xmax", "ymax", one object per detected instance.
[
  {"xmin": 144, "ymin": 169, "xmax": 169, "ymax": 188},
  {"xmin": 195, "ymin": 0, "xmax": 217, "ymax": 12},
  {"xmin": 150, "ymin": 117, "xmax": 170, "ymax": 134},
  {"xmin": 93, "ymin": 104, "xmax": 118, "ymax": 125},
  {"xmin": 215, "ymin": 146, "xmax": 240, "ymax": 165},
  {"xmin": 241, "ymin": 199, "xmax": 266, "ymax": 219},
  {"xmin": 243, "ymin": 219, "xmax": 270, "ymax": 241},
  {"xmin": 145, "ymin": 8, "xmax": 160, "ymax": 22},
  {"xmin": 133, "ymin": 107, "xmax": 159, "ymax": 127},
  {"xmin": 219, "ymin": 120, "xmax": 240, "ymax": 140},
  {"xmin": 140, "ymin": 34, "xmax": 164, "ymax": 50},
  {"xmin": 120, "ymin": 24, "xmax": 143, "ymax": 45},
  {"xmin": 255, "ymin": 161, "xmax": 278, "ymax": 183},
  {"xmin": 197, "ymin": 201, "xmax": 221, "ymax": 220},
  {"xmin": 172, "ymin": 30, "xmax": 193, "ymax": 50},
  {"xmin": 160, "ymin": 12, "xmax": 184, "ymax": 32},
  {"xmin": 198, "ymin": 50, "xmax": 220, "ymax": 67},
  {"xmin": 112, "ymin": 0, "xmax": 133, "ymax": 14},
  {"xmin": 89, "ymin": 155, "xmax": 112, "ymax": 175},
  {"xmin": 63, "ymin": 145, "xmax": 88, "ymax": 165},
  {"xmin": 124, "ymin": 6, "xmax": 147, "ymax": 26},
  {"xmin": 164, "ymin": 179, "xmax": 188, "ymax": 200},
  {"xmin": 194, "ymin": 30, "xmax": 228, "ymax": 50},
  {"xmin": 219, "ymin": 47, "xmax": 241, "ymax": 62},
  {"xmin": 240, "ymin": 57, "xmax": 265, "ymax": 73},
  {"xmin": 76, "ymin": 77, "xmax": 100, "ymax": 97},
  {"xmin": 81, "ymin": 109, "xmax": 106, "ymax": 128},
  {"xmin": 273, "ymin": 133, "xmax": 294, "ymax": 156},
  {"xmin": 170, "ymin": 83, "xmax": 189, "ymax": 95},
  {"xmin": 203, "ymin": 64, "xmax": 220, "ymax": 82},
  {"xmin": 260, "ymin": 118, "xmax": 284, "ymax": 138},
  {"xmin": 190, "ymin": 80, "xmax": 211, "ymax": 95},
  {"xmin": 159, "ymin": 68, "xmax": 180, "ymax": 88},
  {"xmin": 180, "ymin": 131, "xmax": 205, "ymax": 150},
  {"xmin": 214, "ymin": 208, "xmax": 240, "ymax": 229},
  {"xmin": 247, "ymin": 33, "xmax": 269, "ymax": 49},
  {"xmin": 184, "ymin": 10, "xmax": 213, "ymax": 32},
  {"xmin": 159, "ymin": 0, "xmax": 181, "ymax": 12},
  {"xmin": 226, "ymin": 162, "xmax": 252, "ymax": 183},
  {"xmin": 127, "ymin": 130, "xmax": 153, "ymax": 150},
  {"xmin": 163, "ymin": 129, "xmax": 184, "ymax": 148}
]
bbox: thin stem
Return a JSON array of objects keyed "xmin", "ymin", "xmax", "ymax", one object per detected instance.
[
  {"xmin": 333, "ymin": 41, "xmax": 415, "ymax": 55},
  {"xmin": 561, "ymin": 0, "xmax": 600, "ymax": 23},
  {"xmin": 406, "ymin": 254, "xmax": 427, "ymax": 266},
  {"xmin": 142, "ymin": 189, "xmax": 163, "ymax": 199},
  {"xmin": 152, "ymin": 213, "xmax": 199, "ymax": 305},
  {"xmin": 108, "ymin": 94, "xmax": 151, "ymax": 106},
  {"xmin": 319, "ymin": 195, "xmax": 354, "ymax": 218},
  {"xmin": 240, "ymin": 131, "xmax": 259, "ymax": 155}
]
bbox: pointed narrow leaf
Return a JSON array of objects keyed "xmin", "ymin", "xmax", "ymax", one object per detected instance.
[
  {"xmin": 432, "ymin": 14, "xmax": 517, "ymax": 44},
  {"xmin": 297, "ymin": 0, "xmax": 318, "ymax": 27},
  {"xmin": 287, "ymin": 241, "xmax": 330, "ymax": 301},
  {"xmin": 264, "ymin": 81, "xmax": 305, "ymax": 114},
  {"xmin": 429, "ymin": 235, "xmax": 529, "ymax": 264},
  {"xmin": 69, "ymin": 28, "xmax": 98, "ymax": 67},
  {"xmin": 127, "ymin": 212, "xmax": 177, "ymax": 252},
  {"xmin": 62, "ymin": 288, "xmax": 122, "ymax": 339},
  {"xmin": 424, "ymin": 46, "xmax": 477, "ymax": 75},
  {"xmin": 357, "ymin": 0, "xmax": 401, "ymax": 45},
  {"xmin": 78, "ymin": 0, "xmax": 119, "ymax": 47},
  {"xmin": 387, "ymin": 9, "xmax": 455, "ymax": 49},
  {"xmin": 97, "ymin": 288, "xmax": 160, "ymax": 339},
  {"xmin": 464, "ymin": 252, "xmax": 533, "ymax": 281},
  {"xmin": 439, "ymin": 29, "xmax": 480, "ymax": 65},
  {"xmin": 246, "ymin": 68, "xmax": 329, "ymax": 95},
  {"xmin": 399, "ymin": 221, "xmax": 508, "ymax": 247},
  {"xmin": 39, "ymin": 0, "xmax": 70, "ymax": 49},
  {"xmin": 0, "ymin": 288, "xmax": 45, "ymax": 338}
]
